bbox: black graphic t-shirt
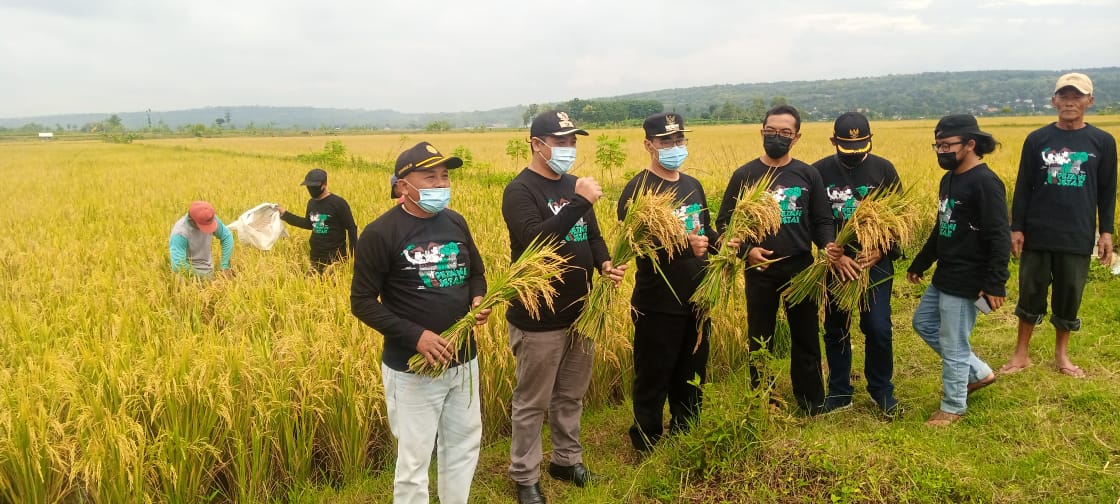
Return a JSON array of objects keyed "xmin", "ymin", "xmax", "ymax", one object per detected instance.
[
  {"xmin": 1010, "ymin": 123, "xmax": 1118, "ymax": 255},
  {"xmin": 618, "ymin": 170, "xmax": 718, "ymax": 315},
  {"xmin": 908, "ymin": 164, "xmax": 1011, "ymax": 298},
  {"xmin": 716, "ymin": 158, "xmax": 834, "ymax": 260},
  {"xmin": 351, "ymin": 206, "xmax": 487, "ymax": 372},
  {"xmin": 281, "ymin": 193, "xmax": 359, "ymax": 263},
  {"xmin": 813, "ymin": 153, "xmax": 903, "ymax": 260},
  {"xmin": 502, "ymin": 168, "xmax": 610, "ymax": 331}
]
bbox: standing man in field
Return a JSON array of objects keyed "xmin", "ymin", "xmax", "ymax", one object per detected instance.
[
  {"xmin": 279, "ymin": 168, "xmax": 359, "ymax": 273},
  {"xmin": 169, "ymin": 200, "xmax": 235, "ymax": 278},
  {"xmin": 619, "ymin": 113, "xmax": 718, "ymax": 452},
  {"xmin": 501, "ymin": 110, "xmax": 626, "ymax": 504},
  {"xmin": 1000, "ymin": 72, "xmax": 1117, "ymax": 379},
  {"xmin": 813, "ymin": 112, "xmax": 903, "ymax": 417},
  {"xmin": 716, "ymin": 104, "xmax": 845, "ymax": 416},
  {"xmin": 351, "ymin": 141, "xmax": 491, "ymax": 504},
  {"xmin": 907, "ymin": 115, "xmax": 1008, "ymax": 427}
]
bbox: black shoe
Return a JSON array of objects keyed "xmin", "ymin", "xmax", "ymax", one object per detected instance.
[
  {"xmin": 876, "ymin": 396, "xmax": 903, "ymax": 420},
  {"xmin": 516, "ymin": 482, "xmax": 546, "ymax": 504},
  {"xmin": 548, "ymin": 462, "xmax": 596, "ymax": 487},
  {"xmin": 821, "ymin": 395, "xmax": 853, "ymax": 414}
]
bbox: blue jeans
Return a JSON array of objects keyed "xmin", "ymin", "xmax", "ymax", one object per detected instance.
[
  {"xmin": 823, "ymin": 261, "xmax": 895, "ymax": 407},
  {"xmin": 911, "ymin": 285, "xmax": 993, "ymax": 415}
]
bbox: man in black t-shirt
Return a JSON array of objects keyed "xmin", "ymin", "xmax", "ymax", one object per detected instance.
[
  {"xmin": 501, "ymin": 110, "xmax": 626, "ymax": 504},
  {"xmin": 351, "ymin": 142, "xmax": 491, "ymax": 504},
  {"xmin": 279, "ymin": 168, "xmax": 359, "ymax": 273},
  {"xmin": 1000, "ymin": 73, "xmax": 1117, "ymax": 379},
  {"xmin": 619, "ymin": 113, "xmax": 718, "ymax": 452},
  {"xmin": 715, "ymin": 105, "xmax": 848, "ymax": 416},
  {"xmin": 813, "ymin": 112, "xmax": 903, "ymax": 417}
]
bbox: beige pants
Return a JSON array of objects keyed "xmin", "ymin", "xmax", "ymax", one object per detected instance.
[{"xmin": 507, "ymin": 324, "xmax": 595, "ymax": 485}]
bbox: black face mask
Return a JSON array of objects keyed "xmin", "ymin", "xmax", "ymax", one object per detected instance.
[
  {"xmin": 307, "ymin": 185, "xmax": 325, "ymax": 198},
  {"xmin": 837, "ymin": 152, "xmax": 866, "ymax": 168},
  {"xmin": 763, "ymin": 135, "xmax": 793, "ymax": 159},
  {"xmin": 937, "ymin": 152, "xmax": 959, "ymax": 170}
]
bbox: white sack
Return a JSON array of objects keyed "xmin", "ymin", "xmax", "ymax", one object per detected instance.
[{"xmin": 227, "ymin": 202, "xmax": 289, "ymax": 251}]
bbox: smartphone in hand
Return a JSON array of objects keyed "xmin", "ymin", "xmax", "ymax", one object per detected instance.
[{"xmin": 975, "ymin": 296, "xmax": 992, "ymax": 314}]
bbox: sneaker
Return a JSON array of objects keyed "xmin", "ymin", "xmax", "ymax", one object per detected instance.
[
  {"xmin": 821, "ymin": 395, "xmax": 853, "ymax": 414},
  {"xmin": 876, "ymin": 396, "xmax": 902, "ymax": 420}
]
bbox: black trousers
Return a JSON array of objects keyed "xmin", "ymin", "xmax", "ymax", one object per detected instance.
[
  {"xmin": 629, "ymin": 309, "xmax": 710, "ymax": 451},
  {"xmin": 745, "ymin": 253, "xmax": 825, "ymax": 413}
]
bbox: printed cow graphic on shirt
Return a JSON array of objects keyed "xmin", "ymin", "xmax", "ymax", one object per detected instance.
[
  {"xmin": 309, "ymin": 213, "xmax": 330, "ymax": 234},
  {"xmin": 938, "ymin": 197, "xmax": 958, "ymax": 237},
  {"xmin": 402, "ymin": 241, "xmax": 467, "ymax": 289},
  {"xmin": 826, "ymin": 184, "xmax": 874, "ymax": 220},
  {"xmin": 1041, "ymin": 147, "xmax": 1092, "ymax": 187},
  {"xmin": 548, "ymin": 198, "xmax": 588, "ymax": 242},
  {"xmin": 770, "ymin": 185, "xmax": 805, "ymax": 224}
]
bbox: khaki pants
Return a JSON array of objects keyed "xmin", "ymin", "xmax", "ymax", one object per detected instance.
[{"xmin": 507, "ymin": 324, "xmax": 594, "ymax": 485}]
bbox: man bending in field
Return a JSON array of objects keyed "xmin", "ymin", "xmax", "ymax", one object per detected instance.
[
  {"xmin": 169, "ymin": 200, "xmax": 234, "ymax": 278},
  {"xmin": 351, "ymin": 142, "xmax": 491, "ymax": 504}
]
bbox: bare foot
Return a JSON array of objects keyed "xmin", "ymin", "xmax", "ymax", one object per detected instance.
[{"xmin": 998, "ymin": 360, "xmax": 1031, "ymax": 375}]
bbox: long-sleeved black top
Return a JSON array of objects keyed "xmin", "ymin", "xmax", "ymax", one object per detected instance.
[
  {"xmin": 908, "ymin": 163, "xmax": 1011, "ymax": 298},
  {"xmin": 502, "ymin": 168, "xmax": 610, "ymax": 331},
  {"xmin": 1010, "ymin": 123, "xmax": 1118, "ymax": 255},
  {"xmin": 617, "ymin": 169, "xmax": 718, "ymax": 315},
  {"xmin": 716, "ymin": 158, "xmax": 834, "ymax": 258},
  {"xmin": 281, "ymin": 193, "xmax": 359, "ymax": 263},
  {"xmin": 350, "ymin": 206, "xmax": 486, "ymax": 372},
  {"xmin": 813, "ymin": 153, "xmax": 903, "ymax": 260}
]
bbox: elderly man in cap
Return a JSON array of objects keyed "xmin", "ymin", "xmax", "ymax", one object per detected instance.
[
  {"xmin": 351, "ymin": 141, "xmax": 491, "ymax": 504},
  {"xmin": 1000, "ymin": 72, "xmax": 1117, "ymax": 379},
  {"xmin": 619, "ymin": 112, "xmax": 718, "ymax": 452},
  {"xmin": 813, "ymin": 112, "xmax": 904, "ymax": 417},
  {"xmin": 169, "ymin": 200, "xmax": 234, "ymax": 278},
  {"xmin": 501, "ymin": 110, "xmax": 625, "ymax": 504},
  {"xmin": 907, "ymin": 114, "xmax": 1009, "ymax": 427},
  {"xmin": 279, "ymin": 168, "xmax": 358, "ymax": 273}
]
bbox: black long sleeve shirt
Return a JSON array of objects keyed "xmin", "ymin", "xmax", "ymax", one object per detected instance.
[
  {"xmin": 813, "ymin": 153, "xmax": 903, "ymax": 260},
  {"xmin": 617, "ymin": 169, "xmax": 718, "ymax": 315},
  {"xmin": 715, "ymin": 158, "xmax": 834, "ymax": 258},
  {"xmin": 1010, "ymin": 123, "xmax": 1118, "ymax": 255},
  {"xmin": 501, "ymin": 168, "xmax": 610, "ymax": 331},
  {"xmin": 281, "ymin": 193, "xmax": 359, "ymax": 263},
  {"xmin": 350, "ymin": 206, "xmax": 486, "ymax": 371},
  {"xmin": 908, "ymin": 164, "xmax": 1011, "ymax": 298}
]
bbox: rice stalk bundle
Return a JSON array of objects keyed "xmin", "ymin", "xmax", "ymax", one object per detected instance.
[
  {"xmin": 574, "ymin": 186, "xmax": 688, "ymax": 341},
  {"xmin": 691, "ymin": 173, "xmax": 781, "ymax": 327},
  {"xmin": 408, "ymin": 237, "xmax": 570, "ymax": 376},
  {"xmin": 782, "ymin": 186, "xmax": 921, "ymax": 314}
]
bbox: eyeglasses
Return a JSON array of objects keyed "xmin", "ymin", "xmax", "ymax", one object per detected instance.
[
  {"xmin": 931, "ymin": 141, "xmax": 965, "ymax": 152},
  {"xmin": 762, "ymin": 128, "xmax": 797, "ymax": 139},
  {"xmin": 653, "ymin": 137, "xmax": 688, "ymax": 148}
]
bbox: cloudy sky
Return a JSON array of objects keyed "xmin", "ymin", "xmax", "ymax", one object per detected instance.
[{"xmin": 2, "ymin": 0, "xmax": 1117, "ymax": 118}]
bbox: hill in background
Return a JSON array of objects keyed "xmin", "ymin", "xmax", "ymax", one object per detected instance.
[{"xmin": 2, "ymin": 67, "xmax": 1117, "ymax": 132}]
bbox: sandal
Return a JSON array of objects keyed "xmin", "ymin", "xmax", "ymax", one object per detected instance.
[
  {"xmin": 925, "ymin": 410, "xmax": 962, "ymax": 427},
  {"xmin": 1057, "ymin": 364, "xmax": 1086, "ymax": 379},
  {"xmin": 967, "ymin": 373, "xmax": 997, "ymax": 395}
]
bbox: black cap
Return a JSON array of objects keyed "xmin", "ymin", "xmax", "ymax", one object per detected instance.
[
  {"xmin": 832, "ymin": 112, "xmax": 872, "ymax": 154},
  {"xmin": 935, "ymin": 114, "xmax": 992, "ymax": 139},
  {"xmin": 301, "ymin": 168, "xmax": 327, "ymax": 186},
  {"xmin": 394, "ymin": 141, "xmax": 463, "ymax": 178},
  {"xmin": 643, "ymin": 113, "xmax": 692, "ymax": 138},
  {"xmin": 530, "ymin": 110, "xmax": 589, "ymax": 138}
]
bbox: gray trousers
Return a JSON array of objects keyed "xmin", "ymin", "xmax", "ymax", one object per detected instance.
[{"xmin": 507, "ymin": 324, "xmax": 594, "ymax": 485}]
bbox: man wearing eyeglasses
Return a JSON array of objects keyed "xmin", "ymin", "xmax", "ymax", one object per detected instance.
[
  {"xmin": 716, "ymin": 104, "xmax": 847, "ymax": 416},
  {"xmin": 618, "ymin": 113, "xmax": 719, "ymax": 452},
  {"xmin": 999, "ymin": 72, "xmax": 1117, "ymax": 379}
]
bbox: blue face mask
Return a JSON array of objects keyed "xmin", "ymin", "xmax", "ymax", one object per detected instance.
[
  {"xmin": 405, "ymin": 181, "xmax": 451, "ymax": 214},
  {"xmin": 543, "ymin": 145, "xmax": 577, "ymax": 175},
  {"xmin": 658, "ymin": 145, "xmax": 688, "ymax": 170}
]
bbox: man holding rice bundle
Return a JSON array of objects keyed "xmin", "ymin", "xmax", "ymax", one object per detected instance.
[
  {"xmin": 813, "ymin": 112, "xmax": 903, "ymax": 417},
  {"xmin": 619, "ymin": 113, "xmax": 718, "ymax": 453},
  {"xmin": 502, "ymin": 110, "xmax": 626, "ymax": 504},
  {"xmin": 350, "ymin": 141, "xmax": 491, "ymax": 503},
  {"xmin": 907, "ymin": 115, "xmax": 1009, "ymax": 427},
  {"xmin": 716, "ymin": 104, "xmax": 843, "ymax": 416}
]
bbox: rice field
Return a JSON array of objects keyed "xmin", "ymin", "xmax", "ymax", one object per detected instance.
[{"xmin": 1, "ymin": 116, "xmax": 1118, "ymax": 502}]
